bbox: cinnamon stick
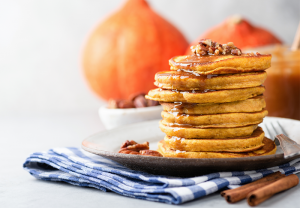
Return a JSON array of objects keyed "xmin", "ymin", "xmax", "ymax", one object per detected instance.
[
  {"xmin": 247, "ymin": 174, "xmax": 299, "ymax": 206},
  {"xmin": 221, "ymin": 172, "xmax": 285, "ymax": 203}
]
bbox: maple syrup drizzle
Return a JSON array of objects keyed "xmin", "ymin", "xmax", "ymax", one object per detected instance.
[
  {"xmin": 165, "ymin": 111, "xmax": 264, "ymax": 127},
  {"xmin": 156, "ymin": 70, "xmax": 220, "ymax": 91},
  {"xmin": 171, "ymin": 102, "xmax": 198, "ymax": 111},
  {"xmin": 171, "ymin": 89, "xmax": 216, "ymax": 93},
  {"xmin": 166, "ymin": 123, "xmax": 194, "ymax": 128},
  {"xmin": 156, "ymin": 69, "xmax": 218, "ymax": 80},
  {"xmin": 156, "ymin": 70, "xmax": 219, "ymax": 80},
  {"xmin": 169, "ymin": 53, "xmax": 259, "ymax": 68},
  {"xmin": 169, "ymin": 55, "xmax": 222, "ymax": 68}
]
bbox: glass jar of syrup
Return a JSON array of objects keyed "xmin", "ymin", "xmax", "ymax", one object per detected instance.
[{"xmin": 262, "ymin": 45, "xmax": 300, "ymax": 120}]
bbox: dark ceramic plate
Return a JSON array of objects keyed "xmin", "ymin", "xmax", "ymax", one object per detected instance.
[{"xmin": 82, "ymin": 117, "xmax": 300, "ymax": 177}]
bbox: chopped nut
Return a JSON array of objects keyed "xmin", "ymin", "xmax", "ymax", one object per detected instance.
[
  {"xmin": 222, "ymin": 48, "xmax": 229, "ymax": 55},
  {"xmin": 190, "ymin": 45, "xmax": 199, "ymax": 55},
  {"xmin": 200, "ymin": 39, "xmax": 212, "ymax": 46},
  {"xmin": 231, "ymin": 49, "xmax": 241, "ymax": 55},
  {"xmin": 200, "ymin": 45, "xmax": 208, "ymax": 52},
  {"xmin": 200, "ymin": 50, "xmax": 207, "ymax": 56},
  {"xmin": 227, "ymin": 42, "xmax": 234, "ymax": 47},
  {"xmin": 191, "ymin": 39, "xmax": 242, "ymax": 56}
]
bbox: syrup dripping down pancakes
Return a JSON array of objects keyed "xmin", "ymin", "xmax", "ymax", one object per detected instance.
[{"xmin": 146, "ymin": 39, "xmax": 276, "ymax": 158}]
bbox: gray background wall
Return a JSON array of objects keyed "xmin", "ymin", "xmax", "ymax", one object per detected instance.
[{"xmin": 0, "ymin": 0, "xmax": 299, "ymax": 115}]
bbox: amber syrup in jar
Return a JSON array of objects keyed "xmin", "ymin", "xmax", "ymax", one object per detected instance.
[{"xmin": 262, "ymin": 45, "xmax": 300, "ymax": 120}]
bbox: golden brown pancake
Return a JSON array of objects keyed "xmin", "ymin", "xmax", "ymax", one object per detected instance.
[
  {"xmin": 164, "ymin": 127, "xmax": 265, "ymax": 152},
  {"xmin": 169, "ymin": 54, "xmax": 271, "ymax": 74},
  {"xmin": 160, "ymin": 96, "xmax": 266, "ymax": 115},
  {"xmin": 159, "ymin": 120, "xmax": 258, "ymax": 139},
  {"xmin": 161, "ymin": 110, "xmax": 268, "ymax": 128},
  {"xmin": 155, "ymin": 71, "xmax": 267, "ymax": 90},
  {"xmin": 158, "ymin": 137, "xmax": 276, "ymax": 158},
  {"xmin": 146, "ymin": 86, "xmax": 265, "ymax": 104}
]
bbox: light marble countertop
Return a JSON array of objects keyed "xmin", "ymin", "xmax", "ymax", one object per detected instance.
[{"xmin": 1, "ymin": 113, "xmax": 300, "ymax": 208}]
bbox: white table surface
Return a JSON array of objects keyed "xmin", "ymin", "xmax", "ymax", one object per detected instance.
[{"xmin": 1, "ymin": 113, "xmax": 300, "ymax": 208}]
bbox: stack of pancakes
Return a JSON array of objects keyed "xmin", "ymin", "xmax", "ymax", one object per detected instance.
[{"xmin": 146, "ymin": 42, "xmax": 277, "ymax": 158}]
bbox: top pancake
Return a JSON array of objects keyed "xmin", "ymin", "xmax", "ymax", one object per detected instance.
[{"xmin": 169, "ymin": 53, "xmax": 271, "ymax": 74}]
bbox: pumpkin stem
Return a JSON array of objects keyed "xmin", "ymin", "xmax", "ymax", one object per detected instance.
[
  {"xmin": 228, "ymin": 15, "xmax": 243, "ymax": 24},
  {"xmin": 123, "ymin": 0, "xmax": 148, "ymax": 8}
]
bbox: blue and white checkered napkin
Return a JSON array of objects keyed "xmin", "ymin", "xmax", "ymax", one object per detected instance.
[{"xmin": 23, "ymin": 147, "xmax": 300, "ymax": 204}]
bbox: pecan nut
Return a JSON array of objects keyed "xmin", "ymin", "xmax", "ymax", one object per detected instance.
[
  {"xmin": 126, "ymin": 142, "xmax": 149, "ymax": 151},
  {"xmin": 118, "ymin": 141, "xmax": 163, "ymax": 157},
  {"xmin": 146, "ymin": 99, "xmax": 159, "ymax": 107},
  {"xmin": 108, "ymin": 99, "xmax": 135, "ymax": 109},
  {"xmin": 133, "ymin": 95, "xmax": 147, "ymax": 108},
  {"xmin": 140, "ymin": 150, "xmax": 163, "ymax": 157},
  {"xmin": 118, "ymin": 149, "xmax": 133, "ymax": 154},
  {"xmin": 118, "ymin": 149, "xmax": 140, "ymax": 155},
  {"xmin": 120, "ymin": 140, "xmax": 149, "ymax": 151},
  {"xmin": 118, "ymin": 100, "xmax": 135, "ymax": 108},
  {"xmin": 120, "ymin": 140, "xmax": 137, "ymax": 148}
]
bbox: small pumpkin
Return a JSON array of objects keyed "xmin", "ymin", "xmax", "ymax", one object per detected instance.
[
  {"xmin": 186, "ymin": 15, "xmax": 282, "ymax": 54},
  {"xmin": 83, "ymin": 0, "xmax": 188, "ymax": 100}
]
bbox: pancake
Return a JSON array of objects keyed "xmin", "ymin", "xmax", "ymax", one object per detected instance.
[
  {"xmin": 155, "ymin": 71, "xmax": 267, "ymax": 90},
  {"xmin": 159, "ymin": 120, "xmax": 258, "ymax": 139},
  {"xmin": 164, "ymin": 127, "xmax": 265, "ymax": 152},
  {"xmin": 161, "ymin": 110, "xmax": 268, "ymax": 128},
  {"xmin": 158, "ymin": 137, "xmax": 276, "ymax": 158},
  {"xmin": 169, "ymin": 53, "xmax": 271, "ymax": 74},
  {"xmin": 146, "ymin": 86, "xmax": 265, "ymax": 104},
  {"xmin": 160, "ymin": 96, "xmax": 266, "ymax": 115}
]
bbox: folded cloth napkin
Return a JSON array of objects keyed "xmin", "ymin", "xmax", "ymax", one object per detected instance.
[{"xmin": 24, "ymin": 147, "xmax": 300, "ymax": 205}]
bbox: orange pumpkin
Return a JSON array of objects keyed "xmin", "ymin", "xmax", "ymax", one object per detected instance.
[
  {"xmin": 83, "ymin": 0, "xmax": 188, "ymax": 100},
  {"xmin": 186, "ymin": 16, "xmax": 282, "ymax": 54}
]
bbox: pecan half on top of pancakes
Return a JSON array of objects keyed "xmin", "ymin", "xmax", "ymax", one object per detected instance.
[
  {"xmin": 190, "ymin": 39, "xmax": 242, "ymax": 56},
  {"xmin": 118, "ymin": 140, "xmax": 163, "ymax": 157}
]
